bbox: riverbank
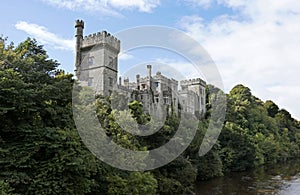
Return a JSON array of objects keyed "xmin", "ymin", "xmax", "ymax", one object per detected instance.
[{"xmin": 195, "ymin": 158, "xmax": 300, "ymax": 194}]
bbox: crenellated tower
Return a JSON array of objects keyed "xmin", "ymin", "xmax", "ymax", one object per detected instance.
[
  {"xmin": 74, "ymin": 20, "xmax": 120, "ymax": 96},
  {"xmin": 180, "ymin": 78, "xmax": 206, "ymax": 117}
]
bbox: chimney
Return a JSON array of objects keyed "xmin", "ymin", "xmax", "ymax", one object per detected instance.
[
  {"xmin": 136, "ymin": 74, "xmax": 140, "ymax": 90},
  {"xmin": 147, "ymin": 64, "xmax": 152, "ymax": 78}
]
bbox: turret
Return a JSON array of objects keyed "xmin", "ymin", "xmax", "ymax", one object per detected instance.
[
  {"xmin": 147, "ymin": 65, "xmax": 152, "ymax": 89},
  {"xmin": 147, "ymin": 65, "xmax": 152, "ymax": 78},
  {"xmin": 75, "ymin": 19, "xmax": 84, "ymax": 76}
]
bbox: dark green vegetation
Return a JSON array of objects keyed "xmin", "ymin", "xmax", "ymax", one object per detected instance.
[{"xmin": 1, "ymin": 38, "xmax": 300, "ymax": 194}]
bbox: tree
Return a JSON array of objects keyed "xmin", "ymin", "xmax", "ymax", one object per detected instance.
[
  {"xmin": 264, "ymin": 100, "xmax": 279, "ymax": 117},
  {"xmin": 1, "ymin": 37, "xmax": 300, "ymax": 194},
  {"xmin": 107, "ymin": 172, "xmax": 157, "ymax": 194},
  {"xmin": 0, "ymin": 38, "xmax": 99, "ymax": 194}
]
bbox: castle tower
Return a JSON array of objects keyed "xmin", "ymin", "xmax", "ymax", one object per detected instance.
[
  {"xmin": 74, "ymin": 20, "xmax": 120, "ymax": 96},
  {"xmin": 147, "ymin": 64, "xmax": 152, "ymax": 78},
  {"xmin": 136, "ymin": 74, "xmax": 140, "ymax": 90},
  {"xmin": 147, "ymin": 64, "xmax": 152, "ymax": 90},
  {"xmin": 75, "ymin": 20, "xmax": 84, "ymax": 75},
  {"xmin": 180, "ymin": 78, "xmax": 206, "ymax": 118}
]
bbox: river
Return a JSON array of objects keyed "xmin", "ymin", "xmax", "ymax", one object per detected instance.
[{"xmin": 195, "ymin": 159, "xmax": 300, "ymax": 194}]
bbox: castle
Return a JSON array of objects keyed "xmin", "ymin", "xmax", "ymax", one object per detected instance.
[{"xmin": 74, "ymin": 20, "xmax": 206, "ymax": 118}]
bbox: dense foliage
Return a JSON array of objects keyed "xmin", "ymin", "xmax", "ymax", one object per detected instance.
[{"xmin": 1, "ymin": 38, "xmax": 300, "ymax": 194}]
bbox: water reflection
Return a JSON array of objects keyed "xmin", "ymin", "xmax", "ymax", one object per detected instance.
[{"xmin": 196, "ymin": 159, "xmax": 300, "ymax": 194}]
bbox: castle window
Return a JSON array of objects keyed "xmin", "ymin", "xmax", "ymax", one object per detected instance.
[
  {"xmin": 164, "ymin": 97, "xmax": 169, "ymax": 104},
  {"xmin": 109, "ymin": 77, "xmax": 113, "ymax": 87},
  {"xmin": 155, "ymin": 97, "xmax": 159, "ymax": 103},
  {"xmin": 142, "ymin": 84, "xmax": 146, "ymax": 89},
  {"xmin": 88, "ymin": 56, "xmax": 94, "ymax": 65},
  {"xmin": 141, "ymin": 95, "xmax": 143, "ymax": 99},
  {"xmin": 155, "ymin": 82, "xmax": 159, "ymax": 87},
  {"xmin": 108, "ymin": 56, "xmax": 113, "ymax": 67},
  {"xmin": 88, "ymin": 78, "xmax": 93, "ymax": 86},
  {"xmin": 82, "ymin": 54, "xmax": 86, "ymax": 64}
]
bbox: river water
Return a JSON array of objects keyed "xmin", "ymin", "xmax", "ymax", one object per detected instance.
[{"xmin": 195, "ymin": 159, "xmax": 300, "ymax": 194}]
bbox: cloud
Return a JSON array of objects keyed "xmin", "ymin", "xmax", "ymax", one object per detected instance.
[
  {"xmin": 179, "ymin": 0, "xmax": 300, "ymax": 118},
  {"xmin": 107, "ymin": 0, "xmax": 160, "ymax": 12},
  {"xmin": 183, "ymin": 0, "xmax": 214, "ymax": 8},
  {"xmin": 119, "ymin": 52, "xmax": 134, "ymax": 61},
  {"xmin": 15, "ymin": 21, "xmax": 74, "ymax": 51},
  {"xmin": 155, "ymin": 58, "xmax": 205, "ymax": 80},
  {"xmin": 267, "ymin": 85, "xmax": 300, "ymax": 118},
  {"xmin": 41, "ymin": 0, "xmax": 160, "ymax": 16},
  {"xmin": 41, "ymin": 0, "xmax": 119, "ymax": 16}
]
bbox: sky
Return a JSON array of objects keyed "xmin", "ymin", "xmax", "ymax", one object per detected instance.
[{"xmin": 1, "ymin": 0, "xmax": 300, "ymax": 119}]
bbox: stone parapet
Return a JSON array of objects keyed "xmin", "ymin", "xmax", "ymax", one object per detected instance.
[
  {"xmin": 180, "ymin": 78, "xmax": 206, "ymax": 87},
  {"xmin": 82, "ymin": 31, "xmax": 120, "ymax": 52}
]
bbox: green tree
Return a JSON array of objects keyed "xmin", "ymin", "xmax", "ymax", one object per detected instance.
[
  {"xmin": 264, "ymin": 100, "xmax": 279, "ymax": 117},
  {"xmin": 1, "ymin": 36, "xmax": 300, "ymax": 194},
  {"xmin": 107, "ymin": 172, "xmax": 157, "ymax": 195},
  {"xmin": 0, "ymin": 38, "xmax": 99, "ymax": 194}
]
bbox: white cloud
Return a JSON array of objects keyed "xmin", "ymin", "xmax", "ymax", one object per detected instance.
[
  {"xmin": 15, "ymin": 21, "xmax": 74, "ymax": 51},
  {"xmin": 41, "ymin": 0, "xmax": 118, "ymax": 16},
  {"xmin": 41, "ymin": 0, "xmax": 160, "ymax": 16},
  {"xmin": 179, "ymin": 0, "xmax": 300, "ymax": 119},
  {"xmin": 183, "ymin": 0, "xmax": 214, "ymax": 8},
  {"xmin": 155, "ymin": 58, "xmax": 203, "ymax": 80},
  {"xmin": 119, "ymin": 52, "xmax": 134, "ymax": 61},
  {"xmin": 267, "ymin": 85, "xmax": 300, "ymax": 118},
  {"xmin": 107, "ymin": 0, "xmax": 160, "ymax": 12}
]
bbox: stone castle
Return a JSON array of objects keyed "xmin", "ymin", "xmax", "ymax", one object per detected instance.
[{"xmin": 74, "ymin": 20, "xmax": 206, "ymax": 118}]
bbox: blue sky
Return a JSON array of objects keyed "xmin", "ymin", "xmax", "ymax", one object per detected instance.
[{"xmin": 1, "ymin": 0, "xmax": 300, "ymax": 119}]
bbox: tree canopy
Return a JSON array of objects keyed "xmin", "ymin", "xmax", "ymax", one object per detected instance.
[{"xmin": 1, "ymin": 37, "xmax": 300, "ymax": 194}]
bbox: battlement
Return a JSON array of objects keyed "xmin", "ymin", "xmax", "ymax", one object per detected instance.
[
  {"xmin": 75, "ymin": 19, "xmax": 84, "ymax": 28},
  {"xmin": 118, "ymin": 85, "xmax": 133, "ymax": 92},
  {"xmin": 171, "ymin": 78, "xmax": 178, "ymax": 84},
  {"xmin": 81, "ymin": 31, "xmax": 120, "ymax": 52},
  {"xmin": 180, "ymin": 78, "xmax": 206, "ymax": 87},
  {"xmin": 153, "ymin": 72, "xmax": 178, "ymax": 85}
]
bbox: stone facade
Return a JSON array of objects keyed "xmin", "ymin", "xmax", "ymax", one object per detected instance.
[{"xmin": 75, "ymin": 20, "xmax": 206, "ymax": 118}]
